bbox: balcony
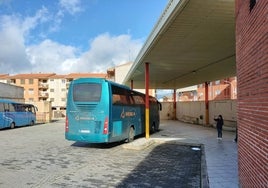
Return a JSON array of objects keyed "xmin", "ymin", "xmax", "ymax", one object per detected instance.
[
  {"xmin": 38, "ymin": 83, "xmax": 48, "ymax": 89},
  {"xmin": 38, "ymin": 91, "xmax": 49, "ymax": 99},
  {"xmin": 38, "ymin": 82, "xmax": 48, "ymax": 89}
]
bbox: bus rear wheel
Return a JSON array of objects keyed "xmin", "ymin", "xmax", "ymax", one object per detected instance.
[
  {"xmin": 128, "ymin": 127, "xmax": 135, "ymax": 142},
  {"xmin": 10, "ymin": 122, "xmax": 15, "ymax": 129}
]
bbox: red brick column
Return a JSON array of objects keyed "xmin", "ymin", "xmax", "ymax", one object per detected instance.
[{"xmin": 236, "ymin": 0, "xmax": 268, "ymax": 186}]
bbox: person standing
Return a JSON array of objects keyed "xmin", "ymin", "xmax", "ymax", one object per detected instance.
[
  {"xmin": 234, "ymin": 127, "xmax": 238, "ymax": 142},
  {"xmin": 214, "ymin": 115, "xmax": 224, "ymax": 139}
]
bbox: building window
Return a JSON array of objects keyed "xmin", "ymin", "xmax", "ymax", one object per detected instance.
[
  {"xmin": 29, "ymin": 79, "xmax": 34, "ymax": 84},
  {"xmin": 50, "ymin": 89, "xmax": 54, "ymax": 92},
  {"xmin": 61, "ymin": 98, "xmax": 66, "ymax": 102},
  {"xmin": 21, "ymin": 79, "xmax": 25, "ymax": 84},
  {"xmin": 28, "ymin": 89, "xmax": 34, "ymax": 95},
  {"xmin": 215, "ymin": 90, "xmax": 221, "ymax": 96},
  {"xmin": 50, "ymin": 79, "xmax": 54, "ymax": 82},
  {"xmin": 62, "ymin": 79, "xmax": 66, "ymax": 84},
  {"xmin": 61, "ymin": 88, "xmax": 66, "ymax": 92},
  {"xmin": 29, "ymin": 98, "xmax": 34, "ymax": 102},
  {"xmin": 50, "ymin": 98, "xmax": 54, "ymax": 102}
]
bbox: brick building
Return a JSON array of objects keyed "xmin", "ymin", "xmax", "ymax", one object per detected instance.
[
  {"xmin": 236, "ymin": 0, "xmax": 268, "ymax": 186},
  {"xmin": 176, "ymin": 77, "xmax": 237, "ymax": 102},
  {"xmin": 197, "ymin": 77, "xmax": 237, "ymax": 101}
]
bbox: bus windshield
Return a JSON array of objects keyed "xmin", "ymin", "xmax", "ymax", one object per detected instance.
[{"xmin": 73, "ymin": 83, "xmax": 102, "ymax": 102}]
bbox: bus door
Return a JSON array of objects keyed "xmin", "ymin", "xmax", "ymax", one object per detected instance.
[
  {"xmin": 0, "ymin": 102, "xmax": 7, "ymax": 129},
  {"xmin": 25, "ymin": 105, "xmax": 36, "ymax": 125},
  {"xmin": 2, "ymin": 103, "xmax": 13, "ymax": 128},
  {"xmin": 13, "ymin": 104, "xmax": 25, "ymax": 126}
]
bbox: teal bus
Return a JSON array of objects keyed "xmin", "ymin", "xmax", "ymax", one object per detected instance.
[
  {"xmin": 0, "ymin": 99, "xmax": 37, "ymax": 129},
  {"xmin": 65, "ymin": 78, "xmax": 162, "ymax": 143}
]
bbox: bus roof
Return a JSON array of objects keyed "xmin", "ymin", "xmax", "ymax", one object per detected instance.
[
  {"xmin": 70, "ymin": 77, "xmax": 157, "ymax": 99},
  {"xmin": 0, "ymin": 99, "xmax": 17, "ymax": 103},
  {"xmin": 71, "ymin": 78, "xmax": 131, "ymax": 90},
  {"xmin": 0, "ymin": 99, "xmax": 35, "ymax": 106}
]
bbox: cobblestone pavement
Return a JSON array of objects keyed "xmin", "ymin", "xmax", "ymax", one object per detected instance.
[{"xmin": 0, "ymin": 120, "xmax": 202, "ymax": 188}]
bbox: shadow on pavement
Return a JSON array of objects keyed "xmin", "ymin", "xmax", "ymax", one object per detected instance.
[
  {"xmin": 117, "ymin": 142, "xmax": 205, "ymax": 188},
  {"xmin": 71, "ymin": 141, "xmax": 126, "ymax": 149}
]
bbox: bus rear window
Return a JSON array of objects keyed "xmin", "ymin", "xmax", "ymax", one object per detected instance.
[{"xmin": 73, "ymin": 83, "xmax": 102, "ymax": 102}]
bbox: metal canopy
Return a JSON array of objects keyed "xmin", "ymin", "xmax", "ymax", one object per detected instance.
[{"xmin": 123, "ymin": 0, "xmax": 235, "ymax": 89}]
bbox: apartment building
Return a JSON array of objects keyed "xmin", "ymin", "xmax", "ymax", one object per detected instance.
[
  {"xmin": 48, "ymin": 75, "xmax": 67, "ymax": 110},
  {"xmin": 6, "ymin": 73, "xmax": 56, "ymax": 102},
  {"xmin": 0, "ymin": 73, "xmax": 107, "ymax": 110}
]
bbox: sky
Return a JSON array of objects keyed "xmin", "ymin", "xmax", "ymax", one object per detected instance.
[{"xmin": 0, "ymin": 0, "xmax": 168, "ymax": 75}]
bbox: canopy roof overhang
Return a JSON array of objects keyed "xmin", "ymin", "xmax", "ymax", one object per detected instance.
[{"xmin": 123, "ymin": 0, "xmax": 235, "ymax": 89}]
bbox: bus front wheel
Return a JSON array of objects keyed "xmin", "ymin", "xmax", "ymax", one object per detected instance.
[
  {"xmin": 128, "ymin": 127, "xmax": 135, "ymax": 142},
  {"xmin": 10, "ymin": 122, "xmax": 15, "ymax": 129}
]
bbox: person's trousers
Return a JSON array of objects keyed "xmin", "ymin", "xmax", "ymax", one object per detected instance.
[{"xmin": 217, "ymin": 127, "xmax": 222, "ymax": 138}]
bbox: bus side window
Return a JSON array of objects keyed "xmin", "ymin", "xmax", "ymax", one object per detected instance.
[
  {"xmin": 112, "ymin": 85, "xmax": 130, "ymax": 105},
  {"xmin": 113, "ymin": 94, "xmax": 121, "ymax": 104},
  {"xmin": 133, "ymin": 95, "xmax": 145, "ymax": 104},
  {"xmin": 0, "ymin": 103, "xmax": 4, "ymax": 112},
  {"xmin": 9, "ymin": 104, "xmax": 15, "ymax": 112},
  {"xmin": 128, "ymin": 95, "xmax": 135, "ymax": 104},
  {"xmin": 3, "ymin": 103, "xmax": 9, "ymax": 112},
  {"xmin": 120, "ymin": 95, "xmax": 128, "ymax": 105}
]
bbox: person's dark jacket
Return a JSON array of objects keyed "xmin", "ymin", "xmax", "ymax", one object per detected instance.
[{"xmin": 214, "ymin": 116, "xmax": 224, "ymax": 129}]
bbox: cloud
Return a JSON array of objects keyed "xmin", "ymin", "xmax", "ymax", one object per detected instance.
[
  {"xmin": 0, "ymin": 4, "xmax": 143, "ymax": 75},
  {"xmin": 0, "ymin": 15, "xmax": 31, "ymax": 74},
  {"xmin": 74, "ymin": 33, "xmax": 143, "ymax": 73},
  {"xmin": 0, "ymin": 13, "xmax": 142, "ymax": 75},
  {"xmin": 26, "ymin": 39, "xmax": 79, "ymax": 73},
  {"xmin": 59, "ymin": 0, "xmax": 83, "ymax": 15},
  {"xmin": 0, "ymin": 7, "xmax": 50, "ymax": 74},
  {"xmin": 26, "ymin": 33, "xmax": 143, "ymax": 74}
]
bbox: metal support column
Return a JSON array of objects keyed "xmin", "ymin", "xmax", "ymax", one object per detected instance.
[
  {"xmin": 173, "ymin": 89, "xmax": 176, "ymax": 120},
  {"xmin": 145, "ymin": 62, "xmax": 150, "ymax": 139},
  {"xmin": 205, "ymin": 82, "xmax": 209, "ymax": 125},
  {"xmin": 131, "ymin": 80, "xmax": 133, "ymax": 90}
]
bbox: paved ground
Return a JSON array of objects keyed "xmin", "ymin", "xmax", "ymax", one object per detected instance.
[
  {"xmin": 0, "ymin": 119, "xmax": 238, "ymax": 188},
  {"xmin": 0, "ymin": 120, "xmax": 203, "ymax": 188},
  {"xmin": 150, "ymin": 120, "xmax": 239, "ymax": 188}
]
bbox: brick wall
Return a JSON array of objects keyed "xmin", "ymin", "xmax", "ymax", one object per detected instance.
[{"xmin": 236, "ymin": 0, "xmax": 268, "ymax": 187}]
